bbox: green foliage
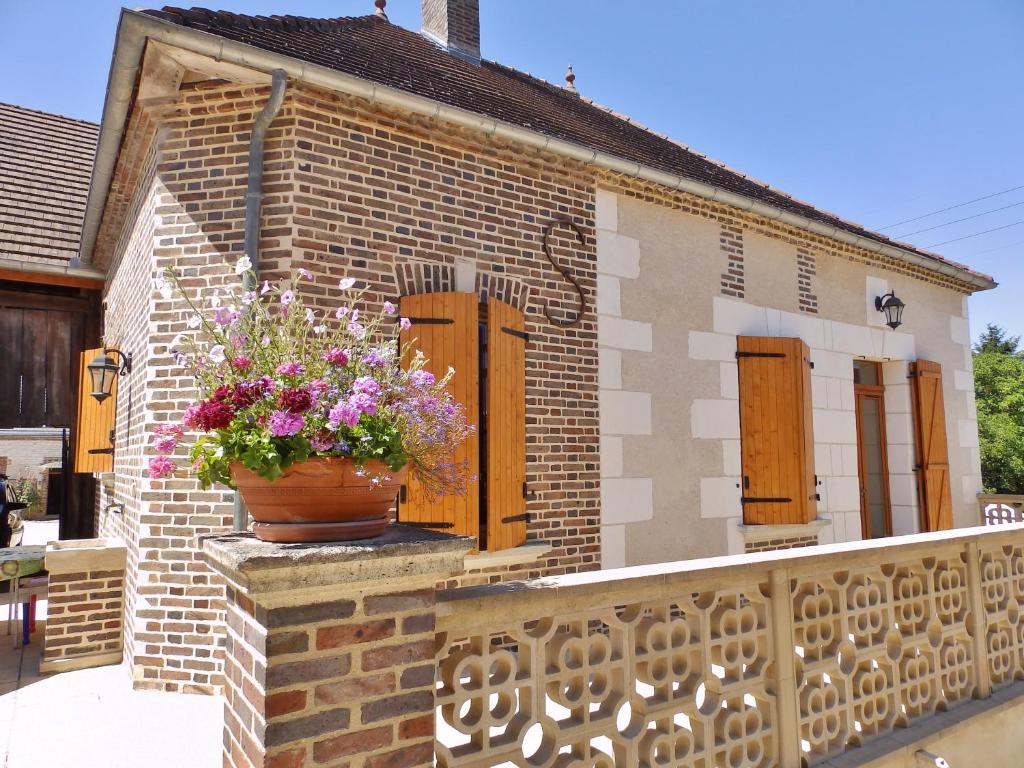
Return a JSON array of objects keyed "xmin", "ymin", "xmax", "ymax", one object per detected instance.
[
  {"xmin": 974, "ymin": 325, "xmax": 1024, "ymax": 493},
  {"xmin": 975, "ymin": 323, "xmax": 1020, "ymax": 355}
]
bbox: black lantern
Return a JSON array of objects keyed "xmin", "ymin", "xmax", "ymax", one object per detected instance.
[
  {"xmin": 87, "ymin": 348, "xmax": 132, "ymax": 403},
  {"xmin": 875, "ymin": 291, "xmax": 905, "ymax": 330}
]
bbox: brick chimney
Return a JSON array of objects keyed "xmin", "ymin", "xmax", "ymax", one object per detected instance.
[{"xmin": 422, "ymin": 0, "xmax": 481, "ymax": 64}]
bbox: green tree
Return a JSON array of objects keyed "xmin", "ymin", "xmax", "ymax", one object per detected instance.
[
  {"xmin": 974, "ymin": 323, "xmax": 1021, "ymax": 355},
  {"xmin": 974, "ymin": 326, "xmax": 1024, "ymax": 493}
]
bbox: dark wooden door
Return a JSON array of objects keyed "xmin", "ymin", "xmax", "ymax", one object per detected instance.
[{"xmin": 0, "ymin": 286, "xmax": 100, "ymax": 538}]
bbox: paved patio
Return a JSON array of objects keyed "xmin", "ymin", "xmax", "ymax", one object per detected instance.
[{"xmin": 0, "ymin": 520, "xmax": 221, "ymax": 768}]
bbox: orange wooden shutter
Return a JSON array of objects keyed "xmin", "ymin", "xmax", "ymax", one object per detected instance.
[
  {"xmin": 737, "ymin": 336, "xmax": 817, "ymax": 525},
  {"xmin": 485, "ymin": 298, "xmax": 527, "ymax": 551},
  {"xmin": 910, "ymin": 359, "xmax": 953, "ymax": 531},
  {"xmin": 73, "ymin": 347, "xmax": 116, "ymax": 473},
  {"xmin": 398, "ymin": 292, "xmax": 480, "ymax": 542}
]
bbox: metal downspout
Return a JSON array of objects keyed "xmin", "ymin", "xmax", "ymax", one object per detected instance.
[{"xmin": 234, "ymin": 68, "xmax": 287, "ymax": 531}]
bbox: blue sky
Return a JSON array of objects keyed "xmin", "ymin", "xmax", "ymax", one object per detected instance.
[{"xmin": 3, "ymin": 1, "xmax": 1022, "ymax": 343}]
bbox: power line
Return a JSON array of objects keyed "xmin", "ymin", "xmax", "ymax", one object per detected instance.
[
  {"xmin": 877, "ymin": 184, "xmax": 1024, "ymax": 230},
  {"xmin": 925, "ymin": 219, "xmax": 1024, "ymax": 248},
  {"xmin": 969, "ymin": 238, "xmax": 1024, "ymax": 258},
  {"xmin": 894, "ymin": 199, "xmax": 1024, "ymax": 238}
]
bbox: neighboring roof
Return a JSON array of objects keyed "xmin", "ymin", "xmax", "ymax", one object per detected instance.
[
  {"xmin": 121, "ymin": 8, "xmax": 993, "ymax": 289},
  {"xmin": 0, "ymin": 102, "xmax": 98, "ymax": 265}
]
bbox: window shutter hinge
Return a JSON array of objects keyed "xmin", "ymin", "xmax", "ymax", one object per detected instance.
[
  {"xmin": 522, "ymin": 482, "xmax": 537, "ymax": 501},
  {"xmin": 405, "ymin": 317, "xmax": 454, "ymax": 325},
  {"xmin": 401, "ymin": 521, "xmax": 455, "ymax": 530},
  {"xmin": 741, "ymin": 497, "xmax": 793, "ymax": 504},
  {"xmin": 736, "ymin": 351, "xmax": 786, "ymax": 359},
  {"xmin": 501, "ymin": 326, "xmax": 529, "ymax": 342},
  {"xmin": 502, "ymin": 513, "xmax": 532, "ymax": 524}
]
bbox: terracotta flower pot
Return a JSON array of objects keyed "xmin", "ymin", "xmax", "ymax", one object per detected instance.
[{"xmin": 230, "ymin": 457, "xmax": 408, "ymax": 543}]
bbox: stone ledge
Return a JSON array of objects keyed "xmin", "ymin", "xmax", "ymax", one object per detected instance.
[
  {"xmin": 45, "ymin": 537, "xmax": 126, "ymax": 575},
  {"xmin": 201, "ymin": 526, "xmax": 474, "ymax": 605},
  {"xmin": 737, "ymin": 517, "xmax": 830, "ymax": 544},
  {"xmin": 464, "ymin": 541, "xmax": 552, "ymax": 571}
]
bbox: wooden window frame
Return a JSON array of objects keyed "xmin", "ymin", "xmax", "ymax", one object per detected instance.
[{"xmin": 853, "ymin": 368, "xmax": 894, "ymax": 539}]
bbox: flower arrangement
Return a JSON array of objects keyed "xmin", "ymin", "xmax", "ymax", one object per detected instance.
[{"xmin": 149, "ymin": 260, "xmax": 473, "ymax": 499}]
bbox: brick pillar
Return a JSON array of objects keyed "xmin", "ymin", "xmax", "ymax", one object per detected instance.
[
  {"xmin": 41, "ymin": 537, "xmax": 127, "ymax": 674},
  {"xmin": 202, "ymin": 527, "xmax": 472, "ymax": 768}
]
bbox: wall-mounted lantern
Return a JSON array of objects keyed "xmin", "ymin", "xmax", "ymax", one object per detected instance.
[
  {"xmin": 87, "ymin": 348, "xmax": 133, "ymax": 403},
  {"xmin": 875, "ymin": 291, "xmax": 906, "ymax": 330}
]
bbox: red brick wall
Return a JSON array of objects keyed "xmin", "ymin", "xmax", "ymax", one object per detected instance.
[{"xmin": 95, "ymin": 80, "xmax": 601, "ymax": 692}]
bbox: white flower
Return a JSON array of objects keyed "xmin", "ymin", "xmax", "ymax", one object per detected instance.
[
  {"xmin": 209, "ymin": 344, "xmax": 226, "ymax": 363},
  {"xmin": 313, "ymin": 324, "xmax": 326, "ymax": 335},
  {"xmin": 234, "ymin": 255, "xmax": 252, "ymax": 275},
  {"xmin": 261, "ymin": 280, "xmax": 271, "ymax": 295},
  {"xmin": 155, "ymin": 277, "xmax": 172, "ymax": 300},
  {"xmin": 187, "ymin": 314, "xmax": 202, "ymax": 329},
  {"xmin": 210, "ymin": 291, "xmax": 222, "ymax": 308},
  {"xmin": 305, "ymin": 308, "xmax": 315, "ymax": 323},
  {"xmin": 338, "ymin": 277, "xmax": 356, "ymax": 290},
  {"xmin": 335, "ymin": 306, "xmax": 349, "ymax": 320}
]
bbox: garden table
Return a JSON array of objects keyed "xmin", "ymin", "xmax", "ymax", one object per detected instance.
[{"xmin": 0, "ymin": 546, "xmax": 46, "ymax": 646}]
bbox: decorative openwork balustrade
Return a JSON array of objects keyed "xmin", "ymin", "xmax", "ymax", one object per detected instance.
[
  {"xmin": 979, "ymin": 493, "xmax": 1024, "ymax": 525},
  {"xmin": 434, "ymin": 524, "xmax": 1024, "ymax": 767}
]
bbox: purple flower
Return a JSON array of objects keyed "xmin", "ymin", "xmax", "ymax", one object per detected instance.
[
  {"xmin": 352, "ymin": 376, "xmax": 381, "ymax": 397},
  {"xmin": 328, "ymin": 402, "xmax": 361, "ymax": 429},
  {"xmin": 349, "ymin": 392, "xmax": 378, "ymax": 416},
  {"xmin": 276, "ymin": 361, "xmax": 306, "ymax": 377},
  {"xmin": 297, "ymin": 267, "xmax": 312, "ymax": 280},
  {"xmin": 347, "ymin": 321, "xmax": 366, "ymax": 339},
  {"xmin": 361, "ymin": 350, "xmax": 386, "ymax": 367},
  {"xmin": 281, "ymin": 290, "xmax": 295, "ymax": 306},
  {"xmin": 383, "ymin": 301, "xmax": 397, "ymax": 315},
  {"xmin": 310, "ymin": 433, "xmax": 334, "ymax": 452},
  {"xmin": 410, "ymin": 370, "xmax": 435, "ymax": 389},
  {"xmin": 399, "ymin": 317, "xmax": 412, "ymax": 331},
  {"xmin": 268, "ymin": 410, "xmax": 304, "ymax": 437},
  {"xmin": 323, "ymin": 347, "xmax": 349, "ymax": 366},
  {"xmin": 213, "ymin": 307, "xmax": 240, "ymax": 327},
  {"xmin": 147, "ymin": 456, "xmax": 177, "ymax": 480}
]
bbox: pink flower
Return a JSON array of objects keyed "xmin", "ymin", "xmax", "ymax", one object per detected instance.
[
  {"xmin": 268, "ymin": 410, "xmax": 304, "ymax": 437},
  {"xmin": 383, "ymin": 301, "xmax": 397, "ymax": 315},
  {"xmin": 323, "ymin": 347, "xmax": 349, "ymax": 366},
  {"xmin": 335, "ymin": 306, "xmax": 349, "ymax": 320},
  {"xmin": 153, "ymin": 424, "xmax": 184, "ymax": 440},
  {"xmin": 310, "ymin": 432, "xmax": 335, "ymax": 452},
  {"xmin": 281, "ymin": 290, "xmax": 295, "ymax": 306},
  {"xmin": 230, "ymin": 355, "xmax": 253, "ymax": 372},
  {"xmin": 183, "ymin": 404, "xmax": 202, "ymax": 430},
  {"xmin": 328, "ymin": 402, "xmax": 361, "ymax": 429},
  {"xmin": 153, "ymin": 435, "xmax": 178, "ymax": 454},
  {"xmin": 297, "ymin": 267, "xmax": 312, "ymax": 280},
  {"xmin": 352, "ymin": 376, "xmax": 381, "ymax": 397},
  {"xmin": 276, "ymin": 361, "xmax": 306, "ymax": 377},
  {"xmin": 147, "ymin": 456, "xmax": 177, "ymax": 480},
  {"xmin": 349, "ymin": 392, "xmax": 378, "ymax": 416},
  {"xmin": 347, "ymin": 321, "xmax": 366, "ymax": 339},
  {"xmin": 400, "ymin": 317, "xmax": 412, "ymax": 331}
]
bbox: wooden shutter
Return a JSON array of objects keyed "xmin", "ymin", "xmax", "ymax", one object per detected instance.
[
  {"xmin": 910, "ymin": 359, "xmax": 953, "ymax": 531},
  {"xmin": 737, "ymin": 336, "xmax": 817, "ymax": 525},
  {"xmin": 73, "ymin": 347, "xmax": 116, "ymax": 473},
  {"xmin": 398, "ymin": 293, "xmax": 480, "ymax": 541},
  {"xmin": 485, "ymin": 298, "xmax": 527, "ymax": 551}
]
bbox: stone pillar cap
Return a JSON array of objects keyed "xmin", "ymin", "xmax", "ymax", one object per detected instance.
[{"xmin": 201, "ymin": 526, "xmax": 474, "ymax": 604}]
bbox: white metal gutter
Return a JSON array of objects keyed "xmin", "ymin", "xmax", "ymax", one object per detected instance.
[{"xmin": 77, "ymin": 9, "xmax": 997, "ymax": 291}]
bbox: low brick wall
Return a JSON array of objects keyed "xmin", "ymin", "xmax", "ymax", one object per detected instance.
[{"xmin": 41, "ymin": 538, "xmax": 127, "ymax": 675}]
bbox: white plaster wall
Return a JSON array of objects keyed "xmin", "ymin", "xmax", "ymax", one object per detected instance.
[{"xmin": 596, "ymin": 189, "xmax": 984, "ymax": 565}]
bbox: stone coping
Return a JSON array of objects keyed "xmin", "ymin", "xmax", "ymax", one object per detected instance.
[
  {"xmin": 45, "ymin": 537, "xmax": 126, "ymax": 575},
  {"xmin": 437, "ymin": 523, "xmax": 1024, "ymax": 622},
  {"xmin": 737, "ymin": 517, "xmax": 830, "ymax": 543},
  {"xmin": 463, "ymin": 541, "xmax": 552, "ymax": 570},
  {"xmin": 201, "ymin": 526, "xmax": 474, "ymax": 601}
]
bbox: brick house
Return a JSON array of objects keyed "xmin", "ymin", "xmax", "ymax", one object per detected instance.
[
  {"xmin": 0, "ymin": 102, "xmax": 102, "ymax": 538},
  {"xmin": 71, "ymin": 1, "xmax": 995, "ymax": 694}
]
